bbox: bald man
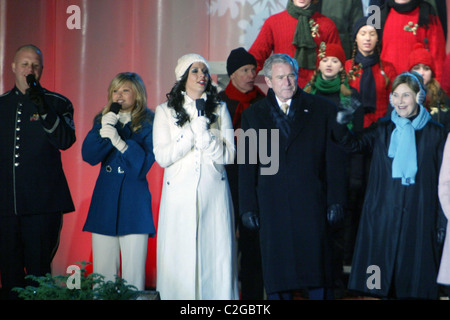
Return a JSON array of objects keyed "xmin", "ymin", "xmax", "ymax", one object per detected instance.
[{"xmin": 0, "ymin": 44, "xmax": 76, "ymax": 299}]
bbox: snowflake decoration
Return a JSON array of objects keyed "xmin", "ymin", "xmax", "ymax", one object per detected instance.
[{"xmin": 208, "ymin": 0, "xmax": 286, "ymax": 48}]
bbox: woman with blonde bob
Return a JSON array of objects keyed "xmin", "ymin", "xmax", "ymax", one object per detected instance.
[{"xmin": 82, "ymin": 72, "xmax": 156, "ymax": 291}]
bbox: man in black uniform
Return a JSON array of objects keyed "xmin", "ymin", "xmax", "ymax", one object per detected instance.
[{"xmin": 0, "ymin": 44, "xmax": 76, "ymax": 299}]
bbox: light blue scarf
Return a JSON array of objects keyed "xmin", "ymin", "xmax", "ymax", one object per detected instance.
[{"xmin": 388, "ymin": 105, "xmax": 431, "ymax": 185}]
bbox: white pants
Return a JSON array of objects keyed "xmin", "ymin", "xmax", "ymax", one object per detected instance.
[{"xmin": 92, "ymin": 233, "xmax": 148, "ymax": 291}]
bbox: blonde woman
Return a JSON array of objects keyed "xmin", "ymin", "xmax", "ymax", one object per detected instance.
[{"xmin": 82, "ymin": 72, "xmax": 156, "ymax": 290}]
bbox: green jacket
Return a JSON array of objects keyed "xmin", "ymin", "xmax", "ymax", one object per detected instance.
[{"xmin": 319, "ymin": 0, "xmax": 364, "ymax": 59}]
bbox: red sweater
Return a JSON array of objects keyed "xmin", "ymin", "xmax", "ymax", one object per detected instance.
[
  {"xmin": 381, "ymin": 7, "xmax": 446, "ymax": 82},
  {"xmin": 249, "ymin": 10, "xmax": 341, "ymax": 88},
  {"xmin": 345, "ymin": 59, "xmax": 398, "ymax": 128}
]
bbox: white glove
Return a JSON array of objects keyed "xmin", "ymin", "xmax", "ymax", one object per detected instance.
[
  {"xmin": 99, "ymin": 125, "xmax": 128, "ymax": 153},
  {"xmin": 190, "ymin": 116, "xmax": 209, "ymax": 136},
  {"xmin": 195, "ymin": 131, "xmax": 212, "ymax": 150},
  {"xmin": 101, "ymin": 112, "xmax": 119, "ymax": 127}
]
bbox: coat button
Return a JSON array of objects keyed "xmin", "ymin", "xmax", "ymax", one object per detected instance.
[{"xmin": 106, "ymin": 165, "xmax": 112, "ymax": 172}]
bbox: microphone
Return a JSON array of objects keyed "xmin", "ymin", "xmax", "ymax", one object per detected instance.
[
  {"xmin": 26, "ymin": 74, "xmax": 39, "ymax": 89},
  {"xmin": 110, "ymin": 102, "xmax": 122, "ymax": 114},
  {"xmin": 196, "ymin": 99, "xmax": 206, "ymax": 116}
]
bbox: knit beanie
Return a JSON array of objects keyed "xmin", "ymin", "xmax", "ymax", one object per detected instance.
[
  {"xmin": 317, "ymin": 42, "xmax": 346, "ymax": 67},
  {"xmin": 226, "ymin": 47, "xmax": 257, "ymax": 76},
  {"xmin": 352, "ymin": 16, "xmax": 382, "ymax": 41},
  {"xmin": 175, "ymin": 53, "xmax": 210, "ymax": 81},
  {"xmin": 407, "ymin": 43, "xmax": 436, "ymax": 74}
]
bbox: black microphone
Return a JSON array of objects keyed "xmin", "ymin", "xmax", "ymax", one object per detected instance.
[
  {"xmin": 196, "ymin": 99, "xmax": 206, "ymax": 116},
  {"xmin": 110, "ymin": 102, "xmax": 122, "ymax": 114},
  {"xmin": 26, "ymin": 74, "xmax": 38, "ymax": 89}
]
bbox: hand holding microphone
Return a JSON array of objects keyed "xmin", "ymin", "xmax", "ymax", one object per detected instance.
[
  {"xmin": 192, "ymin": 99, "xmax": 211, "ymax": 149},
  {"xmin": 101, "ymin": 102, "xmax": 121, "ymax": 127},
  {"xmin": 26, "ymin": 74, "xmax": 47, "ymax": 115},
  {"xmin": 100, "ymin": 102, "xmax": 127, "ymax": 152},
  {"xmin": 191, "ymin": 99, "xmax": 209, "ymax": 134}
]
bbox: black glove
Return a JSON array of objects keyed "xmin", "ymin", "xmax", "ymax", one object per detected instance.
[
  {"xmin": 437, "ymin": 211, "xmax": 448, "ymax": 246},
  {"xmin": 27, "ymin": 82, "xmax": 48, "ymax": 115},
  {"xmin": 437, "ymin": 228, "xmax": 446, "ymax": 246},
  {"xmin": 336, "ymin": 97, "xmax": 361, "ymax": 125},
  {"xmin": 241, "ymin": 211, "xmax": 260, "ymax": 230},
  {"xmin": 327, "ymin": 204, "xmax": 345, "ymax": 226}
]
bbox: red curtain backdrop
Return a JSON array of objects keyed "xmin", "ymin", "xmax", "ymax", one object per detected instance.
[{"xmin": 0, "ymin": 0, "xmax": 287, "ymax": 289}]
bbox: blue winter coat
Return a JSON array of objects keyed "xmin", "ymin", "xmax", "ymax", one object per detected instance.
[{"xmin": 82, "ymin": 110, "xmax": 156, "ymax": 236}]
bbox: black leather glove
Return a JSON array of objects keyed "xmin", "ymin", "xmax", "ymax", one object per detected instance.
[
  {"xmin": 27, "ymin": 82, "xmax": 48, "ymax": 115},
  {"xmin": 437, "ymin": 228, "xmax": 446, "ymax": 246},
  {"xmin": 336, "ymin": 97, "xmax": 361, "ymax": 125},
  {"xmin": 437, "ymin": 211, "xmax": 448, "ymax": 246},
  {"xmin": 327, "ymin": 204, "xmax": 345, "ymax": 226},
  {"xmin": 241, "ymin": 211, "xmax": 260, "ymax": 230}
]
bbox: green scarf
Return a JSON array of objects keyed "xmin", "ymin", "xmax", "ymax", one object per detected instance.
[
  {"xmin": 286, "ymin": 0, "xmax": 318, "ymax": 70},
  {"xmin": 310, "ymin": 72, "xmax": 353, "ymax": 128}
]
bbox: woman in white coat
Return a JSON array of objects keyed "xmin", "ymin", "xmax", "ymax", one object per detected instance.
[{"xmin": 153, "ymin": 53, "xmax": 239, "ymax": 300}]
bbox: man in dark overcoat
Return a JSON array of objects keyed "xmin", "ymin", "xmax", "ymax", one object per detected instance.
[
  {"xmin": 238, "ymin": 53, "xmax": 346, "ymax": 300},
  {"xmin": 218, "ymin": 47, "xmax": 266, "ymax": 300}
]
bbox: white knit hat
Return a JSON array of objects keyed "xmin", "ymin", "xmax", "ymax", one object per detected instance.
[{"xmin": 175, "ymin": 53, "xmax": 210, "ymax": 80}]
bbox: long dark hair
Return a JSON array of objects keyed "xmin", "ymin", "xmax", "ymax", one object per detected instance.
[{"xmin": 166, "ymin": 65, "xmax": 219, "ymax": 127}]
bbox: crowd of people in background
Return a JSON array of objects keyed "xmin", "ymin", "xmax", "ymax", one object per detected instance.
[{"xmin": 1, "ymin": 0, "xmax": 450, "ymax": 301}]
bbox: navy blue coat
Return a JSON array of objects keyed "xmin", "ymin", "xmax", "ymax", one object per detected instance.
[
  {"xmin": 239, "ymin": 88, "xmax": 343, "ymax": 294},
  {"xmin": 338, "ymin": 116, "xmax": 447, "ymax": 299},
  {"xmin": 82, "ymin": 110, "xmax": 156, "ymax": 236}
]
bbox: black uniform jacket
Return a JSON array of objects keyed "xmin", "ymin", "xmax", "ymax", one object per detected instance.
[{"xmin": 0, "ymin": 87, "xmax": 75, "ymax": 216}]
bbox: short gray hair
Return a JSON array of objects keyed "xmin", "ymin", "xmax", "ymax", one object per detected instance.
[{"xmin": 263, "ymin": 54, "xmax": 298, "ymax": 79}]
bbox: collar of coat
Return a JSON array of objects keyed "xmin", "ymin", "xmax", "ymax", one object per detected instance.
[{"xmin": 258, "ymin": 87, "xmax": 315, "ymax": 148}]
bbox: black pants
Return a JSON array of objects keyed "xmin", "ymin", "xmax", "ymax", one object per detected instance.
[{"xmin": 0, "ymin": 212, "xmax": 63, "ymax": 299}]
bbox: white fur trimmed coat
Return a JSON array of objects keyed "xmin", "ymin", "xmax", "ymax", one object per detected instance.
[{"xmin": 153, "ymin": 94, "xmax": 238, "ymax": 300}]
